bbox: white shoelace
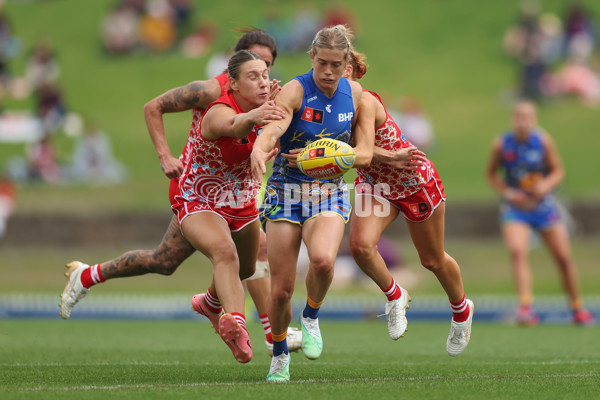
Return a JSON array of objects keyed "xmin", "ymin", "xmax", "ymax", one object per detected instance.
[
  {"xmin": 270, "ymin": 354, "xmax": 289, "ymax": 373},
  {"xmin": 449, "ymin": 327, "xmax": 466, "ymax": 344},
  {"xmin": 302, "ymin": 317, "xmax": 321, "ymax": 338}
]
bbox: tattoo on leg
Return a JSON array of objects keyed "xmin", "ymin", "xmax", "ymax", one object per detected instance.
[{"xmin": 101, "ymin": 219, "xmax": 195, "ymax": 279}]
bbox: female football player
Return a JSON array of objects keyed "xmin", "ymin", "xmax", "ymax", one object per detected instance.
[
  {"xmin": 344, "ymin": 46, "xmax": 474, "ymax": 357},
  {"xmin": 59, "ymin": 30, "xmax": 303, "ymax": 353},
  {"xmin": 251, "ymin": 25, "xmax": 375, "ymax": 382},
  {"xmin": 486, "ymin": 100, "xmax": 593, "ymax": 326}
]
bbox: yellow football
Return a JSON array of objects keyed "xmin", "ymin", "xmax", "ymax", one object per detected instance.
[{"xmin": 297, "ymin": 138, "xmax": 356, "ymax": 179}]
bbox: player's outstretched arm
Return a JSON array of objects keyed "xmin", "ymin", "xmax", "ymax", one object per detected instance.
[
  {"xmin": 144, "ymin": 79, "xmax": 222, "ymax": 179},
  {"xmin": 251, "ymin": 80, "xmax": 302, "ymax": 180}
]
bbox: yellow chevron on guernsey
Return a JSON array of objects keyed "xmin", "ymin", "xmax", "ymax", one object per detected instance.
[{"xmin": 297, "ymin": 138, "xmax": 356, "ymax": 179}]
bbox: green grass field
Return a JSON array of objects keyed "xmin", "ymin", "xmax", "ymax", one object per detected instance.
[
  {"xmin": 1, "ymin": 320, "xmax": 598, "ymax": 399},
  {"xmin": 2, "ymin": 0, "xmax": 600, "ymax": 215},
  {"xmin": 2, "ymin": 2, "xmax": 600, "ymax": 397}
]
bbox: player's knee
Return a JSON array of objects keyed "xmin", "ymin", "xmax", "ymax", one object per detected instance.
[
  {"xmin": 508, "ymin": 248, "xmax": 527, "ymax": 264},
  {"xmin": 419, "ymin": 255, "xmax": 444, "ymax": 272},
  {"xmin": 210, "ymin": 241, "xmax": 239, "ymax": 265},
  {"xmin": 271, "ymin": 285, "xmax": 293, "ymax": 306},
  {"xmin": 349, "ymin": 236, "xmax": 376, "ymax": 262},
  {"xmin": 310, "ymin": 254, "xmax": 335, "ymax": 277}
]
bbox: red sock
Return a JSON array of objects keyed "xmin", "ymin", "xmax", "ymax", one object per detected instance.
[
  {"xmin": 80, "ymin": 264, "xmax": 105, "ymax": 289},
  {"xmin": 231, "ymin": 312, "xmax": 247, "ymax": 333},
  {"xmin": 450, "ymin": 294, "xmax": 470, "ymax": 323},
  {"xmin": 259, "ymin": 313, "xmax": 272, "ymax": 343},
  {"xmin": 383, "ymin": 278, "xmax": 402, "ymax": 301},
  {"xmin": 204, "ymin": 288, "xmax": 222, "ymax": 314}
]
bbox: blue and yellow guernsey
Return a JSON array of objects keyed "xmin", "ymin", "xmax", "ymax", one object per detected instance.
[
  {"xmin": 268, "ymin": 69, "xmax": 355, "ymax": 194},
  {"xmin": 500, "ymin": 130, "xmax": 548, "ymax": 193}
]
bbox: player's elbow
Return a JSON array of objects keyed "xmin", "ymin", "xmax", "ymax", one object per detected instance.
[{"xmin": 143, "ymin": 100, "xmax": 159, "ymax": 118}]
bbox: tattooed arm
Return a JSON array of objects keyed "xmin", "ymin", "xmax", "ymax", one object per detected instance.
[{"xmin": 144, "ymin": 78, "xmax": 222, "ymax": 179}]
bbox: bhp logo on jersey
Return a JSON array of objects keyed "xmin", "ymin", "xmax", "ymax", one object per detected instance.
[
  {"xmin": 338, "ymin": 112, "xmax": 353, "ymax": 122},
  {"xmin": 301, "ymin": 107, "xmax": 324, "ymax": 124}
]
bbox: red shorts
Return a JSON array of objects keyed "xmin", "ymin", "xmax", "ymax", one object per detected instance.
[
  {"xmin": 355, "ymin": 168, "xmax": 446, "ymax": 222},
  {"xmin": 169, "ymin": 178, "xmax": 258, "ymax": 232}
]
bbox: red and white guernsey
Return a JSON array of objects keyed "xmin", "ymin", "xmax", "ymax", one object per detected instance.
[
  {"xmin": 356, "ymin": 90, "xmax": 433, "ymax": 200},
  {"xmin": 170, "ymin": 89, "xmax": 261, "ymax": 229}
]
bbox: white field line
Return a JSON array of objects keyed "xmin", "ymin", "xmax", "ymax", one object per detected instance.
[
  {"xmin": 1, "ymin": 373, "xmax": 597, "ymax": 392},
  {"xmin": 1, "ymin": 359, "xmax": 599, "ymax": 368}
]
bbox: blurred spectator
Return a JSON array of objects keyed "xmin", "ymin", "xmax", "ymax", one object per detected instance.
[
  {"xmin": 563, "ymin": 1, "xmax": 597, "ymax": 53},
  {"xmin": 26, "ymin": 133, "xmax": 60, "ymax": 183},
  {"xmin": 36, "ymin": 83, "xmax": 66, "ymax": 133},
  {"xmin": 65, "ymin": 123, "xmax": 128, "ymax": 185},
  {"xmin": 0, "ymin": 6, "xmax": 21, "ymax": 96},
  {"xmin": 102, "ymin": 0, "xmax": 193, "ymax": 55},
  {"xmin": 0, "ymin": 170, "xmax": 16, "ymax": 238},
  {"xmin": 538, "ymin": 13, "xmax": 565, "ymax": 65},
  {"xmin": 168, "ymin": 0, "xmax": 193, "ymax": 37},
  {"xmin": 24, "ymin": 39, "xmax": 60, "ymax": 94},
  {"xmin": 101, "ymin": 2, "xmax": 140, "ymax": 55},
  {"xmin": 125, "ymin": 0, "xmax": 147, "ymax": 15},
  {"xmin": 503, "ymin": 0, "xmax": 541, "ymax": 58},
  {"xmin": 503, "ymin": 1, "xmax": 549, "ymax": 101},
  {"xmin": 139, "ymin": 0, "xmax": 177, "ymax": 52},
  {"xmin": 542, "ymin": 34, "xmax": 600, "ymax": 107}
]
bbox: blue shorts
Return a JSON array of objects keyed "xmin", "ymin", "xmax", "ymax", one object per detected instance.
[
  {"xmin": 260, "ymin": 182, "xmax": 351, "ymax": 227},
  {"xmin": 500, "ymin": 197, "xmax": 561, "ymax": 231}
]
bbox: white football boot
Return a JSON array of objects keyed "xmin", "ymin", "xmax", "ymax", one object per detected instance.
[
  {"xmin": 385, "ymin": 287, "xmax": 411, "ymax": 340},
  {"xmin": 59, "ymin": 261, "xmax": 90, "ymax": 319},
  {"xmin": 266, "ymin": 352, "xmax": 290, "ymax": 382},
  {"xmin": 446, "ymin": 299, "xmax": 474, "ymax": 356}
]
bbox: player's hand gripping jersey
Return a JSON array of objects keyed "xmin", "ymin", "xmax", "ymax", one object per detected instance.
[{"xmin": 355, "ymin": 90, "xmax": 433, "ymax": 200}]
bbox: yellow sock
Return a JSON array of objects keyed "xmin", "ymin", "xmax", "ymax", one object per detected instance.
[
  {"xmin": 271, "ymin": 331, "xmax": 287, "ymax": 342},
  {"xmin": 572, "ymin": 298, "xmax": 584, "ymax": 310},
  {"xmin": 307, "ymin": 296, "xmax": 324, "ymax": 309}
]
